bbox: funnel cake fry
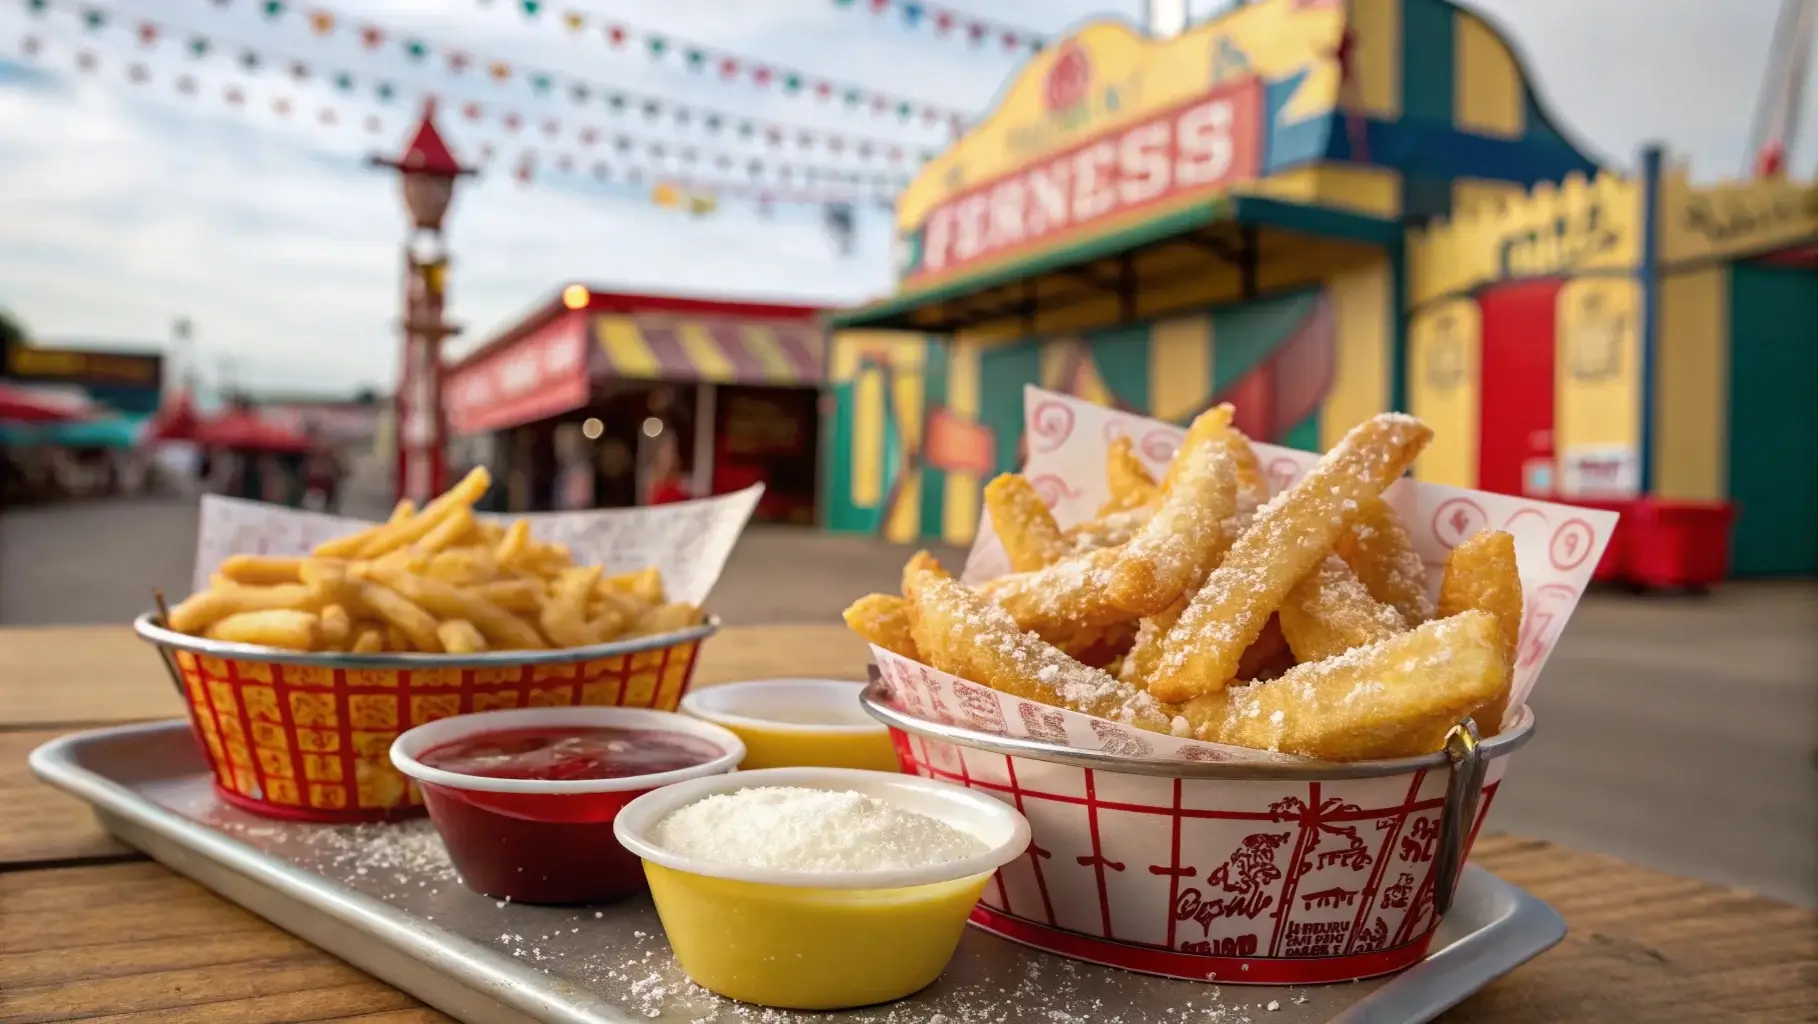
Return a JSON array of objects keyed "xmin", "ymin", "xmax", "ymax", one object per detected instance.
[
  {"xmin": 1435, "ymin": 529, "xmax": 1522, "ymax": 736},
  {"xmin": 1100, "ymin": 436, "xmax": 1161, "ymax": 514},
  {"xmin": 1336, "ymin": 495, "xmax": 1435, "ymax": 626},
  {"xmin": 983, "ymin": 473, "xmax": 1069, "ymax": 573},
  {"xmin": 1148, "ymin": 412, "xmax": 1434, "ymax": 703},
  {"xmin": 903, "ymin": 554, "xmax": 1177, "ymax": 734},
  {"xmin": 1278, "ymin": 556, "xmax": 1407, "ymax": 663},
  {"xmin": 979, "ymin": 440, "xmax": 1236, "ymax": 641},
  {"xmin": 1181, "ymin": 610, "xmax": 1506, "ymax": 761},
  {"xmin": 842, "ymin": 593, "xmax": 921, "ymax": 661}
]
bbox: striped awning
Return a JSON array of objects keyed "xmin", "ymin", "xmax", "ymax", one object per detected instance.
[{"xmin": 592, "ymin": 315, "xmax": 823, "ymax": 386}]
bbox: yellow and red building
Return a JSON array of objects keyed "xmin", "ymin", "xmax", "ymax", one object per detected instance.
[{"xmin": 824, "ymin": 0, "xmax": 1818, "ymax": 580}]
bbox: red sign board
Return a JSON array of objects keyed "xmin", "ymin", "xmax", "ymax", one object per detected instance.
[
  {"xmin": 909, "ymin": 77, "xmax": 1264, "ymax": 284},
  {"xmin": 923, "ymin": 407, "xmax": 997, "ymax": 476},
  {"xmin": 444, "ymin": 313, "xmax": 591, "ymax": 435}
]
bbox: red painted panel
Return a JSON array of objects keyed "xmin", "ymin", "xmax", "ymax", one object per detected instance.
[{"xmin": 1476, "ymin": 278, "xmax": 1563, "ymax": 497}]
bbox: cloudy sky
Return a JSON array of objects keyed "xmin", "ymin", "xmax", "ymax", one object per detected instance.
[{"xmin": 0, "ymin": 0, "xmax": 1809, "ymax": 396}]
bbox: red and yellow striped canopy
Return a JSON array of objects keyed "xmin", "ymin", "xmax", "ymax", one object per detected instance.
[{"xmin": 592, "ymin": 315, "xmax": 823, "ymax": 386}]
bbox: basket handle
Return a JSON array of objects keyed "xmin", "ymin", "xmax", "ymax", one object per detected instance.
[{"xmin": 1432, "ymin": 719, "xmax": 1488, "ymax": 916}]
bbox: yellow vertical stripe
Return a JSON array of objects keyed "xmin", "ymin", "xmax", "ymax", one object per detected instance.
[
  {"xmin": 1407, "ymin": 299, "xmax": 1481, "ymax": 487},
  {"xmin": 942, "ymin": 340, "xmax": 982, "ymax": 546},
  {"xmin": 739, "ymin": 325, "xmax": 797, "ymax": 382},
  {"xmin": 1454, "ymin": 15, "xmax": 1523, "ymax": 138},
  {"xmin": 1148, "ymin": 315, "xmax": 1212, "ymax": 423},
  {"xmin": 1039, "ymin": 338, "xmax": 1071, "ymax": 390},
  {"xmin": 1653, "ymin": 268, "xmax": 1730, "ymax": 500},
  {"xmin": 1320, "ymin": 257, "xmax": 1392, "ymax": 450},
  {"xmin": 1350, "ymin": 0, "xmax": 1402, "ymax": 117},
  {"xmin": 676, "ymin": 322, "xmax": 736, "ymax": 381},
  {"xmin": 595, "ymin": 317, "xmax": 662, "ymax": 377},
  {"xmin": 1554, "ymin": 277, "xmax": 1642, "ymax": 478},
  {"xmin": 852, "ymin": 366, "xmax": 885, "ymax": 508},
  {"xmin": 884, "ymin": 365, "xmax": 925, "ymax": 543}
]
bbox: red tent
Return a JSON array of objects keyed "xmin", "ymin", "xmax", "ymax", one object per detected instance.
[
  {"xmin": 143, "ymin": 390, "xmax": 202, "ymax": 442},
  {"xmin": 193, "ymin": 408, "xmax": 313, "ymax": 454},
  {"xmin": 0, "ymin": 382, "xmax": 98, "ymax": 424}
]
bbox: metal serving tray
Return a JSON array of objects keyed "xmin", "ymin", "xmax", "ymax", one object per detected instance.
[{"xmin": 31, "ymin": 721, "xmax": 1565, "ymax": 1024}]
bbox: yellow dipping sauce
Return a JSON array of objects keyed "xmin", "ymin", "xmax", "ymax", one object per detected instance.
[{"xmin": 680, "ymin": 679, "xmax": 898, "ymax": 772}]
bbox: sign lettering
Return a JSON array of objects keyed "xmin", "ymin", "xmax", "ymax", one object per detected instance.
[
  {"xmin": 1682, "ymin": 187, "xmax": 1818, "ymax": 247},
  {"xmin": 6, "ymin": 346, "xmax": 160, "ymax": 386},
  {"xmin": 909, "ymin": 77, "xmax": 1262, "ymax": 283},
  {"xmin": 1497, "ymin": 204, "xmax": 1622, "ymax": 278}
]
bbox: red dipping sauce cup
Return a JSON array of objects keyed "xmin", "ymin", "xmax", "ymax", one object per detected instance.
[{"xmin": 390, "ymin": 707, "xmax": 744, "ymax": 905}]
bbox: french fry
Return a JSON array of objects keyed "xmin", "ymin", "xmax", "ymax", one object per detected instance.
[
  {"xmin": 495, "ymin": 519, "xmax": 533, "ymax": 565},
  {"xmin": 205, "ymin": 610, "xmax": 319, "ymax": 651},
  {"xmin": 350, "ymin": 580, "xmax": 444, "ymax": 653},
  {"xmin": 436, "ymin": 619, "xmax": 489, "ymax": 655},
  {"xmin": 1183, "ymin": 611, "xmax": 1506, "ymax": 760},
  {"xmin": 168, "ymin": 584, "xmax": 315, "ymax": 634},
  {"xmin": 416, "ymin": 506, "xmax": 477, "ymax": 555},
  {"xmin": 539, "ymin": 566, "xmax": 603, "ymax": 647},
  {"xmin": 298, "ymin": 557, "xmax": 349, "ymax": 588},
  {"xmin": 218, "ymin": 555, "xmax": 303, "ymax": 587},
  {"xmin": 842, "ymin": 593, "xmax": 921, "ymax": 661},
  {"xmin": 384, "ymin": 623, "xmax": 412, "ymax": 652},
  {"xmin": 904, "ymin": 554, "xmax": 1176, "ymax": 733},
  {"xmin": 604, "ymin": 567, "xmax": 664, "ymax": 607},
  {"xmin": 1434, "ymin": 530, "xmax": 1522, "ymax": 736},
  {"xmin": 356, "ymin": 467, "xmax": 492, "ymax": 559},
  {"xmin": 475, "ymin": 578, "xmax": 543, "ymax": 614},
  {"xmin": 425, "ymin": 546, "xmax": 498, "ymax": 586},
  {"xmin": 1101, "ymin": 436, "xmax": 1160, "ymax": 514},
  {"xmin": 387, "ymin": 499, "xmax": 415, "ymax": 524},
  {"xmin": 318, "ymin": 604, "xmax": 352, "ymax": 649},
  {"xmin": 350, "ymin": 625, "xmax": 384, "ymax": 653},
  {"xmin": 628, "ymin": 602, "xmax": 704, "ymax": 638},
  {"xmin": 1336, "ymin": 495, "xmax": 1435, "ymax": 626},
  {"xmin": 369, "ymin": 567, "xmax": 548, "ymax": 650},
  {"xmin": 1277, "ymin": 556, "xmax": 1406, "ymax": 663},
  {"xmin": 983, "ymin": 474, "xmax": 1067, "ymax": 572},
  {"xmin": 1148, "ymin": 412, "xmax": 1433, "ymax": 703}
]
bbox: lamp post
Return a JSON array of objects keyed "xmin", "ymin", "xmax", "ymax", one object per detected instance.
[{"xmin": 370, "ymin": 98, "xmax": 475, "ymax": 506}]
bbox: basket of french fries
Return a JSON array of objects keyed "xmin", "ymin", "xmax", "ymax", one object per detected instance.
[
  {"xmin": 134, "ymin": 468, "xmax": 763, "ymax": 822},
  {"xmin": 845, "ymin": 388, "xmax": 1616, "ymax": 985}
]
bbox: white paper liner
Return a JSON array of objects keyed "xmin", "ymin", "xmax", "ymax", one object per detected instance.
[{"xmin": 189, "ymin": 485, "xmax": 764, "ymax": 606}]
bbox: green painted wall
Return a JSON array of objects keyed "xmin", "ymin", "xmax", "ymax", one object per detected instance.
[{"xmin": 1728, "ymin": 263, "xmax": 1818, "ymax": 576}]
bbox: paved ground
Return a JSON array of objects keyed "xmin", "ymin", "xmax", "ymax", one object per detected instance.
[{"xmin": 3, "ymin": 496, "xmax": 1813, "ymax": 908}]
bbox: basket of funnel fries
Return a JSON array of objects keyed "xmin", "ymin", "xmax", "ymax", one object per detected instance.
[
  {"xmin": 134, "ymin": 468, "xmax": 761, "ymax": 822},
  {"xmin": 845, "ymin": 388, "xmax": 1614, "ymax": 985}
]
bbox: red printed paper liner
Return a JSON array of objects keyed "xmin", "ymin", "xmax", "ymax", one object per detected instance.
[
  {"xmin": 868, "ymin": 388, "xmax": 1618, "ymax": 983},
  {"xmin": 143, "ymin": 486, "xmax": 764, "ymax": 822}
]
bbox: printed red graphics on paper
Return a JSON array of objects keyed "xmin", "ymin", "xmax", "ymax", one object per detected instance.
[{"xmin": 907, "ymin": 77, "xmax": 1263, "ymax": 283}]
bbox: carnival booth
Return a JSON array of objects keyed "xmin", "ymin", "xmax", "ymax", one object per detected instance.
[
  {"xmin": 826, "ymin": 0, "xmax": 1818, "ymax": 583},
  {"xmin": 442, "ymin": 287, "xmax": 826, "ymax": 521}
]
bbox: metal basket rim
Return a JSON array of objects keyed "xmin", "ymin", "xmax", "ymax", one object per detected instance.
[
  {"xmin": 859, "ymin": 676, "xmax": 1534, "ymax": 781},
  {"xmin": 131, "ymin": 611, "xmax": 720, "ymax": 670}
]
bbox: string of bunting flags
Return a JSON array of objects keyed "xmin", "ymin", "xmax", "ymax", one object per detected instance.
[
  {"xmin": 23, "ymin": 0, "xmax": 943, "ymax": 168},
  {"xmin": 827, "ymin": 0, "xmax": 1046, "ymax": 53},
  {"xmin": 198, "ymin": 0, "xmax": 977, "ymax": 132},
  {"xmin": 11, "ymin": 25, "xmax": 905, "ymax": 209},
  {"xmin": 220, "ymin": 0, "xmax": 948, "ymax": 161}
]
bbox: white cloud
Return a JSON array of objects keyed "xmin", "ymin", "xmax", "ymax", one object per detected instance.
[{"xmin": 0, "ymin": 0, "xmax": 1810, "ymax": 394}]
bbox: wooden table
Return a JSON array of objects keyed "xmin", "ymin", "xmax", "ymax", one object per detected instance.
[{"xmin": 2, "ymin": 625, "xmax": 1813, "ymax": 1023}]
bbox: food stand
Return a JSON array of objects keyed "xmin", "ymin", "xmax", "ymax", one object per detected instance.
[
  {"xmin": 442, "ymin": 287, "xmax": 825, "ymax": 521},
  {"xmin": 826, "ymin": 0, "xmax": 1818, "ymax": 584}
]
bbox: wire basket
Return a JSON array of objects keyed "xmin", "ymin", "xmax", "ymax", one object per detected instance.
[{"xmin": 134, "ymin": 612, "xmax": 718, "ymax": 823}]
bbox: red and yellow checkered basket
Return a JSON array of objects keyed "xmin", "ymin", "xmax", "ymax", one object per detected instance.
[{"xmin": 133, "ymin": 612, "xmax": 718, "ymax": 822}]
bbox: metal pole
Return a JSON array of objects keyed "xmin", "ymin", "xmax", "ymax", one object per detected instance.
[{"xmin": 692, "ymin": 382, "xmax": 716, "ymax": 499}]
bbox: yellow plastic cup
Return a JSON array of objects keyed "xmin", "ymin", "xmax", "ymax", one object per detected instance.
[
  {"xmin": 614, "ymin": 767, "xmax": 1032, "ymax": 1011},
  {"xmin": 680, "ymin": 679, "xmax": 898, "ymax": 772}
]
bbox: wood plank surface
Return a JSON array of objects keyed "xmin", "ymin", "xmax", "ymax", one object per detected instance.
[
  {"xmin": 2, "ymin": 839, "xmax": 1813, "ymax": 1023},
  {"xmin": 0, "ymin": 729, "xmax": 132, "ymax": 864},
  {"xmin": 0, "ymin": 623, "xmax": 870, "ymax": 728}
]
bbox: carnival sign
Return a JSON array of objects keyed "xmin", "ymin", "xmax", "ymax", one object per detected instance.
[
  {"xmin": 903, "ymin": 76, "xmax": 1264, "ymax": 283},
  {"xmin": 443, "ymin": 315, "xmax": 591, "ymax": 436}
]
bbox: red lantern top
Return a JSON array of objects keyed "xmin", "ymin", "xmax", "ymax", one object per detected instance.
[{"xmin": 373, "ymin": 99, "xmax": 474, "ymax": 180}]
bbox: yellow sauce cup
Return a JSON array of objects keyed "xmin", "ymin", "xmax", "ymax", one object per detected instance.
[
  {"xmin": 613, "ymin": 767, "xmax": 1031, "ymax": 1010},
  {"xmin": 680, "ymin": 679, "xmax": 898, "ymax": 771}
]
